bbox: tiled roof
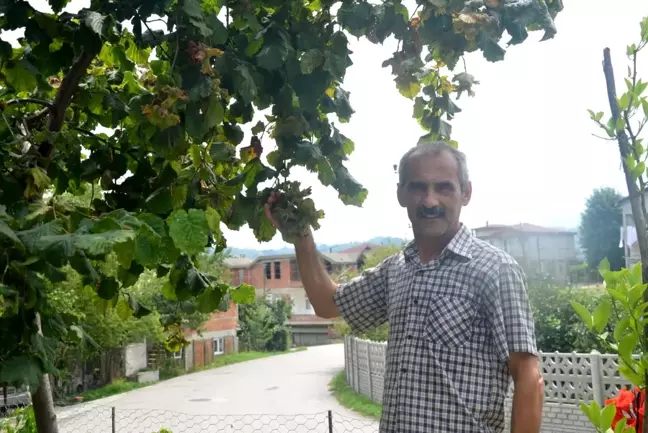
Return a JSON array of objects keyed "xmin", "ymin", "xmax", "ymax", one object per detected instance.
[
  {"xmin": 320, "ymin": 252, "xmax": 361, "ymax": 264},
  {"xmin": 473, "ymin": 223, "xmax": 576, "ymax": 237},
  {"xmin": 338, "ymin": 243, "xmax": 379, "ymax": 254}
]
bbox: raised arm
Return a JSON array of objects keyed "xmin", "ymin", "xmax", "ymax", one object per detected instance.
[{"xmin": 264, "ymin": 191, "xmax": 389, "ymax": 330}]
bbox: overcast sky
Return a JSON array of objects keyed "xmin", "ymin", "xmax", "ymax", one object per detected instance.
[{"xmin": 14, "ymin": 0, "xmax": 648, "ymax": 249}]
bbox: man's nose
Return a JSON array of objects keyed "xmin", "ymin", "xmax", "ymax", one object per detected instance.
[{"xmin": 421, "ymin": 189, "xmax": 440, "ymax": 208}]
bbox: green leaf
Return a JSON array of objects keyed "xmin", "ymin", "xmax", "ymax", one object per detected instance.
[
  {"xmin": 230, "ymin": 283, "xmax": 255, "ymax": 304},
  {"xmin": 205, "ymin": 206, "xmax": 221, "ymax": 235},
  {"xmin": 115, "ymin": 297, "xmax": 134, "ymax": 320},
  {"xmin": 48, "ymin": 0, "xmax": 70, "ymax": 13},
  {"xmin": 184, "ymin": 0, "xmax": 212, "ymax": 37},
  {"xmin": 4, "ymin": 60, "xmax": 38, "ymax": 93},
  {"xmin": 592, "ymin": 299, "xmax": 612, "ymax": 333},
  {"xmin": 618, "ymin": 333, "xmax": 638, "ymax": 362},
  {"xmin": 257, "ymin": 43, "xmax": 290, "ymax": 71},
  {"xmin": 614, "ymin": 316, "xmax": 631, "ymax": 341},
  {"xmin": 395, "ymin": 77, "xmax": 420, "ymax": 99},
  {"xmin": 618, "ymin": 93, "xmax": 631, "ymax": 111},
  {"xmin": 618, "ymin": 363, "xmax": 643, "ymax": 386},
  {"xmin": 598, "ymin": 258, "xmax": 611, "ymax": 276},
  {"xmin": 172, "ymin": 184, "xmax": 188, "ymax": 209},
  {"xmin": 0, "ymin": 355, "xmax": 42, "ymax": 388},
  {"xmin": 600, "ymin": 403, "xmax": 616, "ymax": 431},
  {"xmin": 300, "ymin": 49, "xmax": 324, "ymax": 74},
  {"xmin": 80, "ymin": 10, "xmax": 108, "ymax": 37},
  {"xmin": 167, "ymin": 209, "xmax": 209, "ymax": 256},
  {"xmin": 0, "ymin": 220, "xmax": 23, "ymax": 247},
  {"xmin": 210, "ymin": 141, "xmax": 236, "ymax": 162},
  {"xmin": 234, "ymin": 65, "xmax": 257, "ymax": 104},
  {"xmin": 75, "ymin": 230, "xmax": 137, "ymax": 256},
  {"xmin": 205, "ymin": 95, "xmax": 224, "ymax": 130},
  {"xmin": 642, "ymin": 99, "xmax": 648, "ymax": 117},
  {"xmin": 570, "ymin": 301, "xmax": 593, "ymax": 329},
  {"xmin": 162, "ymin": 281, "xmax": 177, "ymax": 301},
  {"xmin": 97, "ymin": 276, "xmax": 119, "ymax": 300}
]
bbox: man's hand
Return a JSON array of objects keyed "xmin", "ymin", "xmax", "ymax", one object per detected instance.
[
  {"xmin": 509, "ymin": 352, "xmax": 543, "ymax": 433},
  {"xmin": 263, "ymin": 190, "xmax": 281, "ymax": 229}
]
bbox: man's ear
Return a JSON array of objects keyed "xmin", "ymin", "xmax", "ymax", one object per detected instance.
[
  {"xmin": 462, "ymin": 182, "xmax": 472, "ymax": 206},
  {"xmin": 397, "ymin": 184, "xmax": 407, "ymax": 208}
]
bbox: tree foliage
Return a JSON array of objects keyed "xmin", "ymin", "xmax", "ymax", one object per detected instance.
[
  {"xmin": 577, "ymin": 16, "xmax": 648, "ymax": 433},
  {"xmin": 0, "ymin": 0, "xmax": 562, "ymax": 428},
  {"xmin": 238, "ymin": 297, "xmax": 292, "ymax": 352},
  {"xmin": 579, "ymin": 187, "xmax": 624, "ymax": 271}
]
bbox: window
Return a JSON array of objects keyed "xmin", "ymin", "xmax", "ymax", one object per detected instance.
[
  {"xmin": 274, "ymin": 261, "xmax": 281, "ymax": 279},
  {"xmin": 172, "ymin": 348, "xmax": 183, "ymax": 359},
  {"xmin": 290, "ymin": 260, "xmax": 300, "ymax": 281},
  {"xmin": 264, "ymin": 262, "xmax": 272, "ymax": 279},
  {"xmin": 213, "ymin": 337, "xmax": 224, "ymax": 355}
]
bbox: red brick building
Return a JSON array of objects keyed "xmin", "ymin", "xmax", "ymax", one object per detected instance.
[
  {"xmin": 225, "ymin": 246, "xmax": 377, "ymax": 346},
  {"xmin": 178, "ymin": 301, "xmax": 239, "ymax": 369}
]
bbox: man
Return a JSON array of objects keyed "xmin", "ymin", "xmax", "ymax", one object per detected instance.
[{"xmin": 264, "ymin": 141, "xmax": 543, "ymax": 433}]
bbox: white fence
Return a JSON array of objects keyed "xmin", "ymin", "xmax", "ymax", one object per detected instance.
[{"xmin": 343, "ymin": 335, "xmax": 633, "ymax": 433}]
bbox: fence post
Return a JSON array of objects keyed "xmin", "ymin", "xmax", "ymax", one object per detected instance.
[
  {"xmin": 111, "ymin": 406, "xmax": 116, "ymax": 433},
  {"xmin": 590, "ymin": 351, "xmax": 604, "ymax": 407},
  {"xmin": 353, "ymin": 337, "xmax": 360, "ymax": 392},
  {"xmin": 366, "ymin": 341, "xmax": 373, "ymax": 400},
  {"xmin": 327, "ymin": 410, "xmax": 333, "ymax": 433}
]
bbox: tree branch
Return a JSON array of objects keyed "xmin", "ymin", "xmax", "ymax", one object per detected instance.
[
  {"xmin": 604, "ymin": 48, "xmax": 648, "ymax": 433},
  {"xmin": 47, "ymin": 50, "xmax": 97, "ymax": 134},
  {"xmin": 7, "ymin": 98, "xmax": 54, "ymax": 109}
]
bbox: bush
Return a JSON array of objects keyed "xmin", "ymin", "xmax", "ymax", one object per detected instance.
[
  {"xmin": 0, "ymin": 407, "xmax": 37, "ymax": 433},
  {"xmin": 159, "ymin": 358, "xmax": 184, "ymax": 380},
  {"xmin": 266, "ymin": 328, "xmax": 291, "ymax": 352},
  {"xmin": 238, "ymin": 297, "xmax": 292, "ymax": 352},
  {"xmin": 527, "ymin": 275, "xmax": 608, "ymax": 353}
]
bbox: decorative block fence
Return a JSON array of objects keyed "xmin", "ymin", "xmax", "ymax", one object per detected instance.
[{"xmin": 343, "ymin": 336, "xmax": 633, "ymax": 433}]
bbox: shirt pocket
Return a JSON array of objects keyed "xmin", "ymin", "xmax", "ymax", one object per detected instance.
[{"xmin": 424, "ymin": 295, "xmax": 477, "ymax": 349}]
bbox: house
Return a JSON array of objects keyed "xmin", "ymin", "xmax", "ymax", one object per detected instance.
[
  {"xmin": 224, "ymin": 247, "xmax": 374, "ymax": 346},
  {"xmin": 167, "ymin": 301, "xmax": 239, "ymax": 371},
  {"xmin": 472, "ymin": 223, "xmax": 578, "ymax": 284}
]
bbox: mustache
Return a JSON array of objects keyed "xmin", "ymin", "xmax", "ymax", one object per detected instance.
[{"xmin": 417, "ymin": 206, "xmax": 446, "ymax": 218}]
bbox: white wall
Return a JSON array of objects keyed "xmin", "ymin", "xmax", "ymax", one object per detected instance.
[{"xmin": 124, "ymin": 341, "xmax": 147, "ymax": 376}]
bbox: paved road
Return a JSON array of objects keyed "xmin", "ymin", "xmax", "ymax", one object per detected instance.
[{"xmin": 57, "ymin": 344, "xmax": 379, "ymax": 433}]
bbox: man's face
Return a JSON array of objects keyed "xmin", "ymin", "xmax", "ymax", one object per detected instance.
[{"xmin": 397, "ymin": 150, "xmax": 472, "ymax": 239}]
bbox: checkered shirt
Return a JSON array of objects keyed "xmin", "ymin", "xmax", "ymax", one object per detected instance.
[{"xmin": 334, "ymin": 225, "xmax": 537, "ymax": 433}]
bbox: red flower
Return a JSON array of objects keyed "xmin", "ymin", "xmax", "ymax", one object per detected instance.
[{"xmin": 606, "ymin": 387, "xmax": 646, "ymax": 431}]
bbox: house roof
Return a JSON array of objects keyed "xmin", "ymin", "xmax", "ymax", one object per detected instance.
[
  {"xmin": 338, "ymin": 243, "xmax": 379, "ymax": 254},
  {"xmin": 473, "ymin": 223, "xmax": 576, "ymax": 237},
  {"xmin": 224, "ymin": 251, "xmax": 362, "ymax": 269},
  {"xmin": 321, "ymin": 252, "xmax": 362, "ymax": 264}
]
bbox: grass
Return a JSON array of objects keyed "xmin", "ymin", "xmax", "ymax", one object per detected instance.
[
  {"xmin": 195, "ymin": 347, "xmax": 307, "ymax": 372},
  {"xmin": 329, "ymin": 371, "xmax": 382, "ymax": 420},
  {"xmin": 71, "ymin": 379, "xmax": 149, "ymax": 403}
]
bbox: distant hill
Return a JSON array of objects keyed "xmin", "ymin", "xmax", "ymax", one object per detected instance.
[{"xmin": 227, "ymin": 236, "xmax": 407, "ymax": 258}]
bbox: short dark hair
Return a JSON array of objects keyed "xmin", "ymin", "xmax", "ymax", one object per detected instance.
[{"xmin": 398, "ymin": 141, "xmax": 470, "ymax": 191}]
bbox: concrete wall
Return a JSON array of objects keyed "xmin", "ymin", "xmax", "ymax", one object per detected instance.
[
  {"xmin": 124, "ymin": 341, "xmax": 147, "ymax": 376},
  {"xmin": 344, "ymin": 336, "xmax": 632, "ymax": 433}
]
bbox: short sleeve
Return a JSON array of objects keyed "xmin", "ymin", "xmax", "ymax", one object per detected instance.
[
  {"xmin": 333, "ymin": 258, "xmax": 390, "ymax": 334},
  {"xmin": 487, "ymin": 261, "xmax": 538, "ymax": 362}
]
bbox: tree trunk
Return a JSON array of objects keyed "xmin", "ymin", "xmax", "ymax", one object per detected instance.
[
  {"xmin": 31, "ymin": 313, "xmax": 59, "ymax": 433},
  {"xmin": 28, "ymin": 47, "xmax": 97, "ymax": 433},
  {"xmin": 602, "ymin": 47, "xmax": 648, "ymax": 433}
]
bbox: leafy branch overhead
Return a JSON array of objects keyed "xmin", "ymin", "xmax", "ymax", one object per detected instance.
[{"xmin": 0, "ymin": 0, "xmax": 561, "ymax": 398}]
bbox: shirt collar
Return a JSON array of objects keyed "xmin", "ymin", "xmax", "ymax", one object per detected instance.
[{"xmin": 403, "ymin": 224, "xmax": 473, "ymax": 266}]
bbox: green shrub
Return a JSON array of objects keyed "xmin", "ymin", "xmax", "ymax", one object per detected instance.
[
  {"xmin": 266, "ymin": 328, "xmax": 291, "ymax": 351},
  {"xmin": 0, "ymin": 407, "xmax": 37, "ymax": 433}
]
